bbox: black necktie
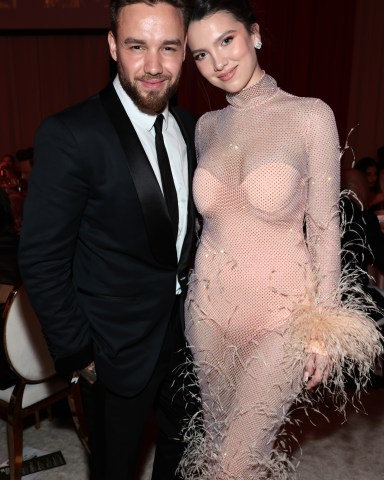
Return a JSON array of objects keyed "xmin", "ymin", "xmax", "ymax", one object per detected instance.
[{"xmin": 154, "ymin": 114, "xmax": 179, "ymax": 240}]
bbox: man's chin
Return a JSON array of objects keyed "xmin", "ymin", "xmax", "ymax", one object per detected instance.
[
  {"xmin": 119, "ymin": 75, "xmax": 178, "ymax": 115},
  {"xmin": 136, "ymin": 91, "xmax": 168, "ymax": 114}
]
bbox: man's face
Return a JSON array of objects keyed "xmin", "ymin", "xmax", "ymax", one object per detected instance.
[
  {"xmin": 108, "ymin": 2, "xmax": 186, "ymax": 115},
  {"xmin": 0, "ymin": 156, "xmax": 12, "ymax": 169}
]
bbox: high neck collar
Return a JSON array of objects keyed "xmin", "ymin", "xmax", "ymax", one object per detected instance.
[{"xmin": 226, "ymin": 72, "xmax": 278, "ymax": 108}]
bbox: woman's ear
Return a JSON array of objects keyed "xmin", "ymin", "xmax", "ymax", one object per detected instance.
[{"xmin": 251, "ymin": 23, "xmax": 261, "ymax": 48}]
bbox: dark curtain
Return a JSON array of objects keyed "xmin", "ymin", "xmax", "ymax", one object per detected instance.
[
  {"xmin": 0, "ymin": 0, "xmax": 383, "ymax": 162},
  {"xmin": 346, "ymin": 0, "xmax": 384, "ymax": 164},
  {"xmin": 178, "ymin": 0, "xmax": 357, "ymax": 148},
  {"xmin": 0, "ymin": 33, "xmax": 110, "ymax": 156}
]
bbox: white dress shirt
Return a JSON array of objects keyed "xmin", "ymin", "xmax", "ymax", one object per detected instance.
[{"xmin": 113, "ymin": 76, "xmax": 189, "ymax": 293}]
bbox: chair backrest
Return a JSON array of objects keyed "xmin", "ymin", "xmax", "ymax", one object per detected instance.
[
  {"xmin": 3, "ymin": 285, "xmax": 56, "ymax": 382},
  {"xmin": 0, "ymin": 283, "xmax": 13, "ymax": 304}
]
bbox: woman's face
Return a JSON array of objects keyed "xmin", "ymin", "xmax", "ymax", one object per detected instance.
[
  {"xmin": 187, "ymin": 11, "xmax": 263, "ymax": 93},
  {"xmin": 366, "ymin": 165, "xmax": 378, "ymax": 188}
]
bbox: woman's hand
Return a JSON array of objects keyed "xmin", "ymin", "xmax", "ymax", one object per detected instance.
[{"xmin": 303, "ymin": 353, "xmax": 331, "ymax": 389}]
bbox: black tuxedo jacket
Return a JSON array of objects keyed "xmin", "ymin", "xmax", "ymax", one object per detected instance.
[{"xmin": 19, "ymin": 83, "xmax": 197, "ymax": 396}]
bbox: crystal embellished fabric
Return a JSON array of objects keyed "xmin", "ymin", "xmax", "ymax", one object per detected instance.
[{"xmin": 183, "ymin": 73, "xmax": 342, "ymax": 479}]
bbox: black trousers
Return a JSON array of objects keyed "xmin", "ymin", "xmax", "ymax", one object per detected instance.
[{"xmin": 80, "ymin": 296, "xmax": 196, "ymax": 480}]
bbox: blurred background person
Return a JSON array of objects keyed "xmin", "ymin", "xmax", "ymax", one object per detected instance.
[
  {"xmin": 0, "ymin": 186, "xmax": 20, "ymax": 288},
  {"xmin": 0, "ymin": 153, "xmax": 24, "ymax": 232},
  {"xmin": 377, "ymin": 145, "xmax": 384, "ymax": 170},
  {"xmin": 340, "ymin": 168, "xmax": 384, "ymax": 318},
  {"xmin": 15, "ymin": 147, "xmax": 34, "ymax": 185},
  {"xmin": 354, "ymin": 156, "xmax": 384, "ymax": 212}
]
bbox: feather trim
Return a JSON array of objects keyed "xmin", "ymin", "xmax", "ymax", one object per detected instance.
[{"xmin": 287, "ymin": 300, "xmax": 383, "ymax": 397}]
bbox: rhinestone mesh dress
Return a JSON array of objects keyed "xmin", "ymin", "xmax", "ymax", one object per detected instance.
[{"xmin": 180, "ymin": 73, "xmax": 383, "ymax": 480}]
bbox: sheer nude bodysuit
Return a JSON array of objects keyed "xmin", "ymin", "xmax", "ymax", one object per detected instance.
[{"xmin": 183, "ymin": 73, "xmax": 341, "ymax": 479}]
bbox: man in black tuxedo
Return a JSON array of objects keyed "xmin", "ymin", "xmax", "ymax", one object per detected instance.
[{"xmin": 18, "ymin": 1, "xmax": 197, "ymax": 479}]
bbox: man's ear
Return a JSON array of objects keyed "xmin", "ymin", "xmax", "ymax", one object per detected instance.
[{"xmin": 108, "ymin": 30, "xmax": 117, "ymax": 61}]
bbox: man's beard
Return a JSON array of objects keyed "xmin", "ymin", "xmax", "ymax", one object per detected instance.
[{"xmin": 117, "ymin": 62, "xmax": 180, "ymax": 114}]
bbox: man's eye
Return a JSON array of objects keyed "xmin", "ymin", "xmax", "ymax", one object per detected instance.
[{"xmin": 122, "ymin": 42, "xmax": 144, "ymax": 50}]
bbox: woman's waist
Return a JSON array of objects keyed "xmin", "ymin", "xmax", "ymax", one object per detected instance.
[{"xmin": 198, "ymin": 230, "xmax": 307, "ymax": 256}]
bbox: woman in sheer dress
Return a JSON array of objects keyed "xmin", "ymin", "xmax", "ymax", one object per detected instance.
[{"xmin": 179, "ymin": 1, "xmax": 383, "ymax": 479}]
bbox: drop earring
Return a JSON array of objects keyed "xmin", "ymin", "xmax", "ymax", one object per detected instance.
[{"xmin": 255, "ymin": 40, "xmax": 262, "ymax": 50}]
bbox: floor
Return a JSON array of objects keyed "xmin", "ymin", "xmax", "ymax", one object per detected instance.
[{"xmin": 1, "ymin": 383, "xmax": 383, "ymax": 479}]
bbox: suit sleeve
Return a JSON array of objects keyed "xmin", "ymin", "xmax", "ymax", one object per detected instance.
[{"xmin": 19, "ymin": 115, "xmax": 93, "ymax": 376}]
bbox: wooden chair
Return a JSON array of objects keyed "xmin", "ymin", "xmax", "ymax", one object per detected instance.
[
  {"xmin": 0, "ymin": 285, "xmax": 89, "ymax": 480},
  {"xmin": 0, "ymin": 284, "xmax": 13, "ymax": 305}
]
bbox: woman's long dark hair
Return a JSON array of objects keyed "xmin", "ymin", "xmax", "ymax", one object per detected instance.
[{"xmin": 189, "ymin": 0, "xmax": 257, "ymax": 33}]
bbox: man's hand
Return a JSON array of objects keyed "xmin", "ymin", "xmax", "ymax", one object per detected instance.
[
  {"xmin": 78, "ymin": 361, "xmax": 97, "ymax": 384},
  {"xmin": 303, "ymin": 353, "xmax": 331, "ymax": 389}
]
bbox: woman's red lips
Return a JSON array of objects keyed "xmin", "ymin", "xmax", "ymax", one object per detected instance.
[{"xmin": 218, "ymin": 66, "xmax": 237, "ymax": 81}]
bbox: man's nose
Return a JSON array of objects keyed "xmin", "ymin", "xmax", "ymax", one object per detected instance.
[{"xmin": 144, "ymin": 50, "xmax": 163, "ymax": 75}]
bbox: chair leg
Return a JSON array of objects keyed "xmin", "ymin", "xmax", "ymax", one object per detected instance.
[
  {"xmin": 7, "ymin": 418, "xmax": 23, "ymax": 480},
  {"xmin": 7, "ymin": 382, "xmax": 26, "ymax": 480},
  {"xmin": 47, "ymin": 405, "xmax": 53, "ymax": 421},
  {"xmin": 67, "ymin": 384, "xmax": 90, "ymax": 454},
  {"xmin": 34, "ymin": 410, "xmax": 41, "ymax": 429}
]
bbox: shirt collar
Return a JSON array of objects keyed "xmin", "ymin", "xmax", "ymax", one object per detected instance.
[{"xmin": 113, "ymin": 75, "xmax": 170, "ymax": 132}]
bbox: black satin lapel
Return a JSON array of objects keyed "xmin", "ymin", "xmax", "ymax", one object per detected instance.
[
  {"xmin": 99, "ymin": 84, "xmax": 177, "ymax": 269},
  {"xmin": 171, "ymin": 107, "xmax": 197, "ymax": 283}
]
